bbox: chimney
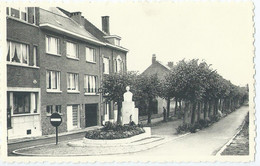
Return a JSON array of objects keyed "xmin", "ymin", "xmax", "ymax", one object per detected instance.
[
  {"xmin": 167, "ymin": 62, "xmax": 174, "ymax": 68},
  {"xmin": 152, "ymin": 54, "xmax": 156, "ymax": 64},
  {"xmin": 102, "ymin": 16, "xmax": 110, "ymax": 35},
  {"xmin": 71, "ymin": 12, "xmax": 84, "ymax": 26}
]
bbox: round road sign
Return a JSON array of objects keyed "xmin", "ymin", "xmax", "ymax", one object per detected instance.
[{"xmin": 50, "ymin": 113, "xmax": 62, "ymax": 127}]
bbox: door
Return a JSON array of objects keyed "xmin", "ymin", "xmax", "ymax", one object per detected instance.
[
  {"xmin": 67, "ymin": 105, "xmax": 79, "ymax": 131},
  {"xmin": 85, "ymin": 104, "xmax": 98, "ymax": 127}
]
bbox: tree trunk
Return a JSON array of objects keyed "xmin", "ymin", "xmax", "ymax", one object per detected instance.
[
  {"xmin": 197, "ymin": 102, "xmax": 201, "ymax": 121},
  {"xmin": 183, "ymin": 101, "xmax": 189, "ymax": 124},
  {"xmin": 204, "ymin": 100, "xmax": 208, "ymax": 120},
  {"xmin": 208, "ymin": 100, "xmax": 212, "ymax": 117},
  {"xmin": 117, "ymin": 101, "xmax": 122, "ymax": 124},
  {"xmin": 191, "ymin": 101, "xmax": 197, "ymax": 124},
  {"xmin": 147, "ymin": 100, "xmax": 152, "ymax": 124},
  {"xmin": 174, "ymin": 98, "xmax": 178, "ymax": 116},
  {"xmin": 166, "ymin": 97, "xmax": 170, "ymax": 119},
  {"xmin": 179, "ymin": 100, "xmax": 182, "ymax": 113}
]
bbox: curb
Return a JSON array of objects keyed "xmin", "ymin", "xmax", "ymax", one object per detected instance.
[
  {"xmin": 12, "ymin": 133, "xmax": 190, "ymax": 156},
  {"xmin": 215, "ymin": 120, "xmax": 246, "ymax": 156},
  {"xmin": 8, "ymin": 126, "xmax": 102, "ymax": 145}
]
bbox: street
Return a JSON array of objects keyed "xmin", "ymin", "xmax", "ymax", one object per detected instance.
[
  {"xmin": 121, "ymin": 106, "xmax": 249, "ymax": 157},
  {"xmin": 8, "ymin": 106, "xmax": 249, "ymax": 157}
]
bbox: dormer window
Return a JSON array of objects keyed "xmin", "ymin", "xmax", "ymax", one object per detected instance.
[{"xmin": 115, "ymin": 39, "xmax": 120, "ymax": 46}]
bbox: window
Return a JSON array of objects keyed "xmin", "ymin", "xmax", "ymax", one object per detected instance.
[
  {"xmin": 85, "ymin": 47, "xmax": 95, "ymax": 62},
  {"xmin": 67, "ymin": 73, "xmax": 79, "ymax": 91},
  {"xmin": 66, "ymin": 41, "xmax": 78, "ymax": 58},
  {"xmin": 7, "ymin": 41, "xmax": 29, "ymax": 65},
  {"xmin": 7, "ymin": 7, "xmax": 27, "ymax": 21},
  {"xmin": 103, "ymin": 57, "xmax": 110, "ymax": 74},
  {"xmin": 56, "ymin": 105, "xmax": 62, "ymax": 114},
  {"xmin": 46, "ymin": 70, "xmax": 61, "ymax": 91},
  {"xmin": 33, "ymin": 46, "xmax": 37, "ymax": 66},
  {"xmin": 115, "ymin": 39, "xmax": 120, "ymax": 46},
  {"xmin": 46, "ymin": 36, "xmax": 60, "ymax": 55},
  {"xmin": 46, "ymin": 105, "xmax": 61, "ymax": 115},
  {"xmin": 115, "ymin": 56, "xmax": 124, "ymax": 73},
  {"xmin": 46, "ymin": 105, "xmax": 53, "ymax": 114},
  {"xmin": 7, "ymin": 92, "xmax": 38, "ymax": 115},
  {"xmin": 84, "ymin": 75, "xmax": 97, "ymax": 93},
  {"xmin": 13, "ymin": 92, "xmax": 30, "ymax": 114}
]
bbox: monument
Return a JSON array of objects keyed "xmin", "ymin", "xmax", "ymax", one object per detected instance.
[{"xmin": 122, "ymin": 86, "xmax": 139, "ymax": 125}]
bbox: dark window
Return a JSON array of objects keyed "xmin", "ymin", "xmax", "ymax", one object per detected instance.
[
  {"xmin": 46, "ymin": 105, "xmax": 53, "ymax": 114},
  {"xmin": 56, "ymin": 105, "xmax": 61, "ymax": 113},
  {"xmin": 13, "ymin": 92, "xmax": 30, "ymax": 114}
]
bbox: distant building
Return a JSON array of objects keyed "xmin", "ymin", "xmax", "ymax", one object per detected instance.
[
  {"xmin": 6, "ymin": 7, "xmax": 128, "ymax": 139},
  {"xmin": 141, "ymin": 54, "xmax": 174, "ymax": 115}
]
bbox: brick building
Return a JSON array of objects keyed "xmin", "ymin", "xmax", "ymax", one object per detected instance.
[
  {"xmin": 142, "ymin": 54, "xmax": 175, "ymax": 115},
  {"xmin": 6, "ymin": 7, "xmax": 128, "ymax": 139}
]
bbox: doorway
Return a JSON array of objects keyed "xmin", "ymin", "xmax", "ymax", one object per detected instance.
[{"xmin": 85, "ymin": 104, "xmax": 98, "ymax": 127}]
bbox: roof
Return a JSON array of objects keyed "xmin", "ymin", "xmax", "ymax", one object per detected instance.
[
  {"xmin": 157, "ymin": 61, "xmax": 171, "ymax": 70},
  {"xmin": 39, "ymin": 8, "xmax": 103, "ymax": 45},
  {"xmin": 57, "ymin": 7, "xmax": 128, "ymax": 52},
  {"xmin": 142, "ymin": 61, "xmax": 172, "ymax": 80}
]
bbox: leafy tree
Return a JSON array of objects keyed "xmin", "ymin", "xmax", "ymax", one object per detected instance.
[
  {"xmin": 102, "ymin": 72, "xmax": 137, "ymax": 124},
  {"xmin": 133, "ymin": 74, "xmax": 160, "ymax": 124}
]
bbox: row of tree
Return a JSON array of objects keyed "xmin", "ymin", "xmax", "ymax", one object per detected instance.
[{"xmin": 102, "ymin": 59, "xmax": 249, "ymax": 124}]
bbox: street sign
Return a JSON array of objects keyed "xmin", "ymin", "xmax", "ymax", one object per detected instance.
[
  {"xmin": 50, "ymin": 112, "xmax": 62, "ymax": 127},
  {"xmin": 50, "ymin": 113, "xmax": 62, "ymax": 145}
]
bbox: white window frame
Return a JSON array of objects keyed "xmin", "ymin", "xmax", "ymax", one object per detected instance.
[
  {"xmin": 66, "ymin": 41, "xmax": 78, "ymax": 59},
  {"xmin": 46, "ymin": 70, "xmax": 61, "ymax": 92},
  {"xmin": 103, "ymin": 57, "xmax": 110, "ymax": 74},
  {"xmin": 46, "ymin": 36, "xmax": 60, "ymax": 56},
  {"xmin": 84, "ymin": 75, "xmax": 98, "ymax": 95},
  {"xmin": 67, "ymin": 73, "xmax": 79, "ymax": 93},
  {"xmin": 85, "ymin": 47, "xmax": 96, "ymax": 63},
  {"xmin": 7, "ymin": 41, "xmax": 29, "ymax": 66},
  {"xmin": 7, "ymin": 7, "xmax": 28, "ymax": 22},
  {"xmin": 116, "ymin": 55, "xmax": 123, "ymax": 73},
  {"xmin": 8, "ymin": 92, "xmax": 39, "ymax": 115},
  {"xmin": 33, "ymin": 46, "xmax": 37, "ymax": 67}
]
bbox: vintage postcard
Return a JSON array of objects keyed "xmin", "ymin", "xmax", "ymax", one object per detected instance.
[{"xmin": 0, "ymin": 0, "xmax": 256, "ymax": 163}]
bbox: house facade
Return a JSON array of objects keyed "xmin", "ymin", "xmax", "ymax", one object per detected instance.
[
  {"xmin": 142, "ymin": 54, "xmax": 174, "ymax": 115},
  {"xmin": 6, "ymin": 7, "xmax": 41, "ymax": 139},
  {"xmin": 6, "ymin": 7, "xmax": 128, "ymax": 139}
]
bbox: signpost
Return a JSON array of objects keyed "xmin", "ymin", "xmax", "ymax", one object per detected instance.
[{"xmin": 50, "ymin": 113, "xmax": 62, "ymax": 145}]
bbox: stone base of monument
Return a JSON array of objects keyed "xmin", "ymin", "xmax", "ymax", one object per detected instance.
[{"xmin": 67, "ymin": 127, "xmax": 165, "ymax": 155}]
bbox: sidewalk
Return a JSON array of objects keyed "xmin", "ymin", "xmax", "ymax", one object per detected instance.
[{"xmin": 8, "ymin": 114, "xmax": 167, "ymax": 145}]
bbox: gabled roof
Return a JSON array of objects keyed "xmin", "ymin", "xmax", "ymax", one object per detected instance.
[
  {"xmin": 39, "ymin": 8, "xmax": 104, "ymax": 46},
  {"xmin": 57, "ymin": 7, "xmax": 128, "ymax": 52}
]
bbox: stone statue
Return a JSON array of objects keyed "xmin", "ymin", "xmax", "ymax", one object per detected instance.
[
  {"xmin": 123, "ymin": 86, "xmax": 133, "ymax": 102},
  {"xmin": 122, "ymin": 85, "xmax": 139, "ymax": 125}
]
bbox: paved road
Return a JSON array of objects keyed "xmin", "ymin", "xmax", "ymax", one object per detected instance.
[
  {"xmin": 7, "ymin": 132, "xmax": 86, "ymax": 156},
  {"xmin": 7, "ymin": 116, "xmax": 170, "ymax": 156},
  {"xmin": 120, "ymin": 106, "xmax": 249, "ymax": 157}
]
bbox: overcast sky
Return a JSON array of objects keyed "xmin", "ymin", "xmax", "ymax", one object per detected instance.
[{"xmin": 62, "ymin": 1, "xmax": 254, "ymax": 86}]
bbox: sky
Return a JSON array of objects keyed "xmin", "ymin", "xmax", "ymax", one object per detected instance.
[{"xmin": 61, "ymin": 1, "xmax": 254, "ymax": 86}]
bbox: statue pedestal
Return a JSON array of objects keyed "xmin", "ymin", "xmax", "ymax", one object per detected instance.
[{"xmin": 122, "ymin": 101, "xmax": 135, "ymax": 125}]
